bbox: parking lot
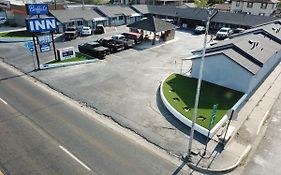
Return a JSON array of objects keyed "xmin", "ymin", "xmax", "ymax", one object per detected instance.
[{"xmin": 1, "ymin": 27, "xmax": 211, "ymax": 155}]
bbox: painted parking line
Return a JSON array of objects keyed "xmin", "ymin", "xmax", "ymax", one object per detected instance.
[
  {"xmin": 0, "ymin": 97, "xmax": 7, "ymax": 105},
  {"xmin": 59, "ymin": 145, "xmax": 92, "ymax": 171}
]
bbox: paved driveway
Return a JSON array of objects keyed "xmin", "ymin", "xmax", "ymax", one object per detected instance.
[{"xmin": 1, "ymin": 27, "xmax": 208, "ymax": 155}]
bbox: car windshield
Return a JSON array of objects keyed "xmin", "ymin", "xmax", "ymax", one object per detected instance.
[
  {"xmin": 219, "ymin": 29, "xmax": 228, "ymax": 33},
  {"xmin": 67, "ymin": 28, "xmax": 76, "ymax": 31}
]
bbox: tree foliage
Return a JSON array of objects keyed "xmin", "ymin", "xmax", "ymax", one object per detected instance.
[
  {"xmin": 194, "ymin": 0, "xmax": 209, "ymax": 8},
  {"xmin": 209, "ymin": 0, "xmax": 224, "ymax": 5}
]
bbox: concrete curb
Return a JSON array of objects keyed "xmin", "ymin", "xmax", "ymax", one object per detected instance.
[
  {"xmin": 256, "ymin": 110, "xmax": 269, "ymax": 135},
  {"xmin": 187, "ymin": 145, "xmax": 252, "ymax": 174},
  {"xmin": 0, "ymin": 37, "xmax": 32, "ymax": 43},
  {"xmin": 40, "ymin": 59, "xmax": 101, "ymax": 70}
]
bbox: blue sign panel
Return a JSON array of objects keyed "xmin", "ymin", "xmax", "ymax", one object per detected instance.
[
  {"xmin": 26, "ymin": 18, "xmax": 57, "ymax": 32},
  {"xmin": 24, "ymin": 41, "xmax": 35, "ymax": 53},
  {"xmin": 26, "ymin": 4, "xmax": 49, "ymax": 15},
  {"xmin": 40, "ymin": 43, "xmax": 50, "ymax": 52}
]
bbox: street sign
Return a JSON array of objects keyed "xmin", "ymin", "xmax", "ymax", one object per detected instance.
[
  {"xmin": 38, "ymin": 35, "xmax": 51, "ymax": 53},
  {"xmin": 26, "ymin": 18, "xmax": 57, "ymax": 32},
  {"xmin": 209, "ymin": 104, "xmax": 218, "ymax": 129},
  {"xmin": 26, "ymin": 4, "xmax": 49, "ymax": 15},
  {"xmin": 24, "ymin": 41, "xmax": 34, "ymax": 53}
]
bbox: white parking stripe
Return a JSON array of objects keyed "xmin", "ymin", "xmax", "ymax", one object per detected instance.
[
  {"xmin": 59, "ymin": 145, "xmax": 92, "ymax": 171},
  {"xmin": 0, "ymin": 97, "xmax": 7, "ymax": 105}
]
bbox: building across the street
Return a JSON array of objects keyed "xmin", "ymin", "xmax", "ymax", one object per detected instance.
[
  {"xmin": 190, "ymin": 20, "xmax": 281, "ymax": 93},
  {"xmin": 230, "ymin": 0, "xmax": 279, "ymax": 16}
]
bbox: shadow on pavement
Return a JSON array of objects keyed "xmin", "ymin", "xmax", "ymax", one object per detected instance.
[
  {"xmin": 171, "ymin": 161, "xmax": 187, "ymax": 175},
  {"xmin": 155, "ymin": 86, "xmax": 206, "ymax": 145}
]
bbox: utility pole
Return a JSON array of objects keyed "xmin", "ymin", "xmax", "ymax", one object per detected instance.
[
  {"xmin": 186, "ymin": 8, "xmax": 216, "ymax": 160},
  {"xmin": 82, "ymin": 0, "xmax": 85, "ymax": 10}
]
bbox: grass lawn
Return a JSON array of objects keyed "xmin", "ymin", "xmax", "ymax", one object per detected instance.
[
  {"xmin": 0, "ymin": 30, "xmax": 34, "ymax": 38},
  {"xmin": 46, "ymin": 53, "xmax": 89, "ymax": 64},
  {"xmin": 162, "ymin": 73, "xmax": 244, "ymax": 130}
]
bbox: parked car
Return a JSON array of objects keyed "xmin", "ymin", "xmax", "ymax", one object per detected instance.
[
  {"xmin": 122, "ymin": 32, "xmax": 143, "ymax": 44},
  {"xmin": 216, "ymin": 27, "xmax": 233, "ymax": 40},
  {"xmin": 98, "ymin": 38, "xmax": 125, "ymax": 53},
  {"xmin": 233, "ymin": 28, "xmax": 245, "ymax": 34},
  {"xmin": 194, "ymin": 26, "xmax": 205, "ymax": 34},
  {"xmin": 0, "ymin": 17, "xmax": 6, "ymax": 25},
  {"xmin": 111, "ymin": 34, "xmax": 135, "ymax": 48},
  {"xmin": 94, "ymin": 24, "xmax": 105, "ymax": 34},
  {"xmin": 64, "ymin": 27, "xmax": 79, "ymax": 40},
  {"xmin": 78, "ymin": 41, "xmax": 109, "ymax": 59},
  {"xmin": 81, "ymin": 26, "xmax": 92, "ymax": 36}
]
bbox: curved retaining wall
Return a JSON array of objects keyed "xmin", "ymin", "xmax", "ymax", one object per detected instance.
[{"xmin": 160, "ymin": 74, "xmax": 246, "ymax": 138}]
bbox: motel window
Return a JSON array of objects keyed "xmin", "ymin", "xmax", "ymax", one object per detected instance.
[
  {"xmin": 119, "ymin": 16, "xmax": 124, "ymax": 20},
  {"xmin": 77, "ymin": 21, "xmax": 83, "ymax": 26},
  {"xmin": 112, "ymin": 17, "xmax": 117, "ymax": 21},
  {"xmin": 236, "ymin": 1, "xmax": 240, "ymax": 7},
  {"xmin": 69, "ymin": 21, "xmax": 75, "ymax": 26},
  {"xmin": 247, "ymin": 2, "xmax": 253, "ymax": 8},
  {"xmin": 260, "ymin": 3, "xmax": 267, "ymax": 9}
]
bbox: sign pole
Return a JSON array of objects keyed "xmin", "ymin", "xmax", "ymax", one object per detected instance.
[
  {"xmin": 203, "ymin": 104, "xmax": 218, "ymax": 156},
  {"xmin": 31, "ymin": 52, "xmax": 36, "ymax": 70},
  {"xmin": 222, "ymin": 109, "xmax": 234, "ymax": 147},
  {"xmin": 32, "ymin": 35, "xmax": 40, "ymax": 69},
  {"xmin": 51, "ymin": 32, "xmax": 58, "ymax": 61}
]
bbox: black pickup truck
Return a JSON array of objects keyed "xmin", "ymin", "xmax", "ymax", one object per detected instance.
[
  {"xmin": 78, "ymin": 42, "xmax": 109, "ymax": 59},
  {"xmin": 98, "ymin": 38, "xmax": 125, "ymax": 53},
  {"xmin": 111, "ymin": 34, "xmax": 135, "ymax": 49}
]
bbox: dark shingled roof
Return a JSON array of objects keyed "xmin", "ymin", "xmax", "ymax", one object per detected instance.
[
  {"xmin": 212, "ymin": 11, "xmax": 279, "ymax": 27},
  {"xmin": 127, "ymin": 16, "xmax": 178, "ymax": 33},
  {"xmin": 132, "ymin": 5, "xmax": 279, "ymax": 26},
  {"xmin": 192, "ymin": 20, "xmax": 281, "ymax": 75},
  {"xmin": 50, "ymin": 9, "xmax": 103, "ymax": 23},
  {"xmin": 97, "ymin": 5, "xmax": 139, "ymax": 17}
]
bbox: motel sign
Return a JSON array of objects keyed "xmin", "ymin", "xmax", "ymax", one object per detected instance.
[{"xmin": 26, "ymin": 18, "xmax": 57, "ymax": 32}]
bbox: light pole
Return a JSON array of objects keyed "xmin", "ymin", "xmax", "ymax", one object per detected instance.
[{"xmin": 186, "ymin": 8, "xmax": 216, "ymax": 160}]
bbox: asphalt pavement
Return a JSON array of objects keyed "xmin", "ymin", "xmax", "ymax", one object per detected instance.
[
  {"xmin": 0, "ymin": 62, "xmax": 189, "ymax": 175},
  {"xmin": 0, "ymin": 28, "xmax": 205, "ymax": 156}
]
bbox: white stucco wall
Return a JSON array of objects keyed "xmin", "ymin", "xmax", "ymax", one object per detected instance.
[
  {"xmin": 191, "ymin": 54, "xmax": 253, "ymax": 93},
  {"xmin": 231, "ymin": 1, "xmax": 277, "ymax": 16},
  {"xmin": 249, "ymin": 51, "xmax": 281, "ymax": 92}
]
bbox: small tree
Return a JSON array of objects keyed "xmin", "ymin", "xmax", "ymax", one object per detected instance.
[{"xmin": 194, "ymin": 0, "xmax": 209, "ymax": 8}]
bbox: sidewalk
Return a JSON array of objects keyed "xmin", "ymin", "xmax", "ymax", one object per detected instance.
[{"xmin": 187, "ymin": 63, "xmax": 281, "ymax": 173}]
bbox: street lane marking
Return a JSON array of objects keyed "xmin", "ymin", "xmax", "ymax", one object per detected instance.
[
  {"xmin": 0, "ymin": 97, "xmax": 7, "ymax": 105},
  {"xmin": 59, "ymin": 145, "xmax": 92, "ymax": 171}
]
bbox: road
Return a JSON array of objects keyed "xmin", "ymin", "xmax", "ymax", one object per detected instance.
[
  {"xmin": 242, "ymin": 94, "xmax": 281, "ymax": 175},
  {"xmin": 0, "ymin": 62, "xmax": 188, "ymax": 175}
]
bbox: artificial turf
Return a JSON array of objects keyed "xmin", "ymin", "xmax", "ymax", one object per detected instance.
[
  {"xmin": 162, "ymin": 73, "xmax": 244, "ymax": 130},
  {"xmin": 0, "ymin": 30, "xmax": 34, "ymax": 38},
  {"xmin": 46, "ymin": 53, "xmax": 89, "ymax": 64}
]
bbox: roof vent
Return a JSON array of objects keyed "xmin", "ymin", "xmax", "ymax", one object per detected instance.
[
  {"xmin": 249, "ymin": 40, "xmax": 259, "ymax": 49},
  {"xmin": 272, "ymin": 27, "xmax": 276, "ymax": 31},
  {"xmin": 277, "ymin": 28, "xmax": 281, "ymax": 33}
]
